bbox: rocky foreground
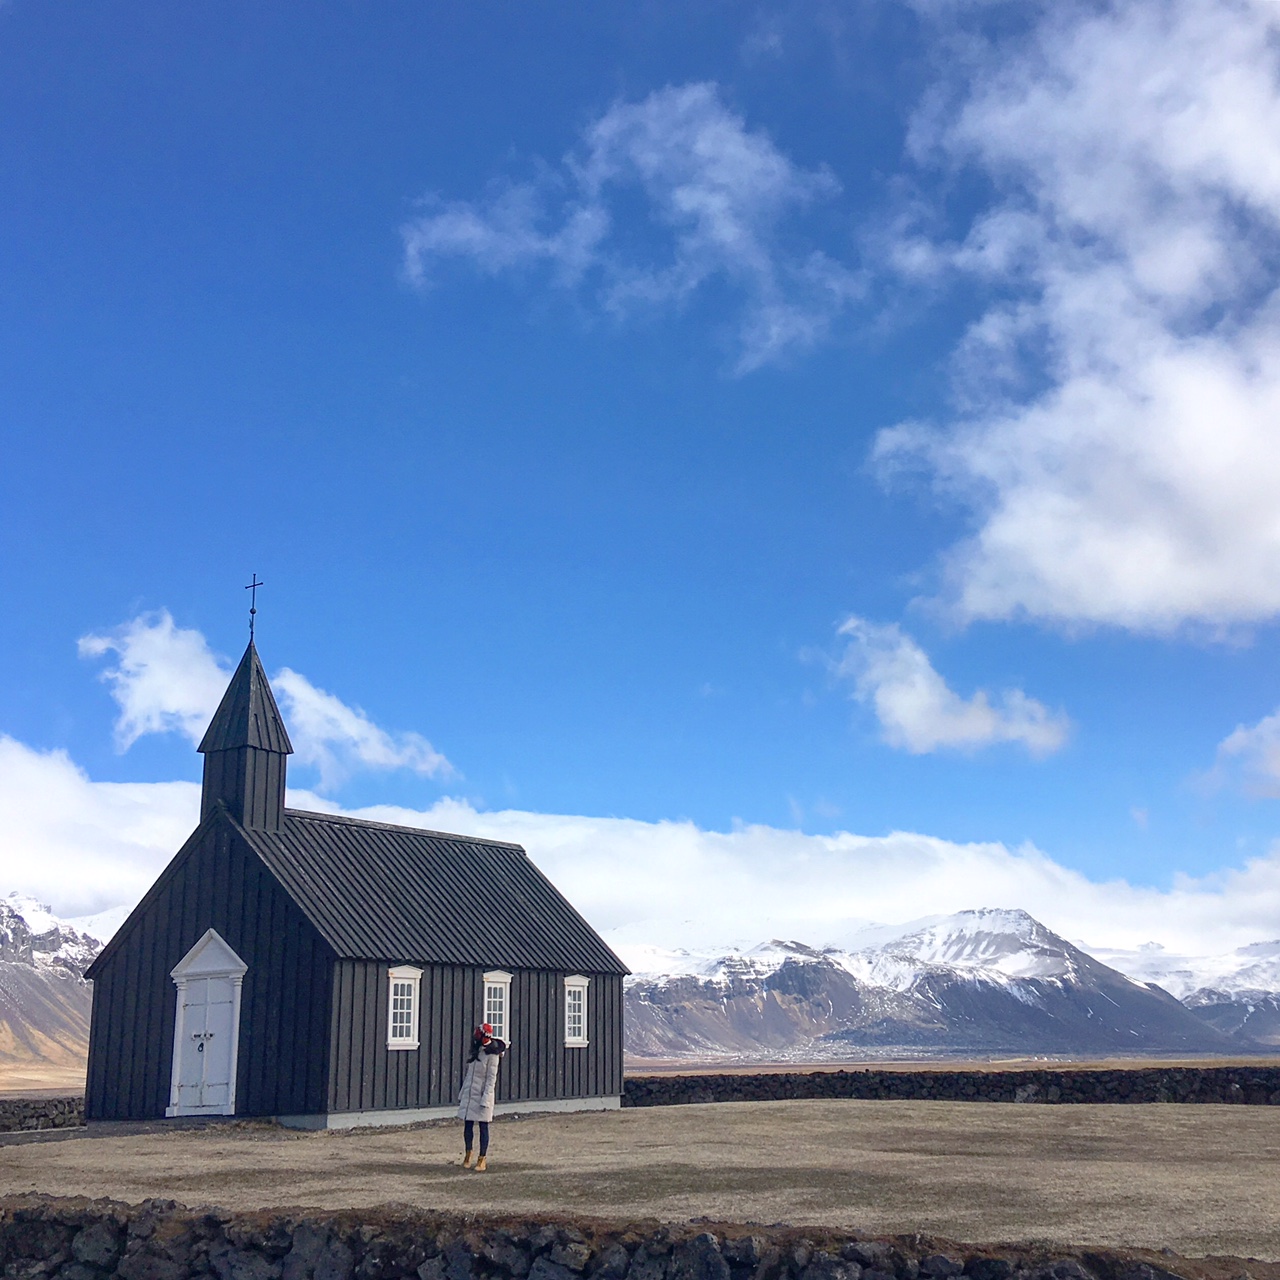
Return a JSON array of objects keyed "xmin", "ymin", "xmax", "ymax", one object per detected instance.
[{"xmin": 0, "ymin": 1196, "xmax": 1271, "ymax": 1280}]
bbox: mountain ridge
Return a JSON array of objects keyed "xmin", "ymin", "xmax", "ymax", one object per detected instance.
[
  {"xmin": 0, "ymin": 893, "xmax": 102, "ymax": 1083},
  {"xmin": 622, "ymin": 908, "xmax": 1259, "ymax": 1061},
  {"xmin": 3, "ymin": 896, "xmax": 1278, "ymax": 1083}
]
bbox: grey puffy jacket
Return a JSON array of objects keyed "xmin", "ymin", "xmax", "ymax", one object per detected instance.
[{"xmin": 457, "ymin": 1045, "xmax": 504, "ymax": 1121}]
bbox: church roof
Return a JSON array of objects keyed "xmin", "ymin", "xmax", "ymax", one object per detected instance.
[
  {"xmin": 198, "ymin": 641, "xmax": 294, "ymax": 756},
  {"xmin": 91, "ymin": 635, "xmax": 625, "ymax": 978},
  {"xmin": 238, "ymin": 808, "xmax": 629, "ymax": 974}
]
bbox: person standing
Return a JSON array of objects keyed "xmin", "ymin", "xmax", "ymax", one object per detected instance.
[{"xmin": 457, "ymin": 1022, "xmax": 506, "ymax": 1170}]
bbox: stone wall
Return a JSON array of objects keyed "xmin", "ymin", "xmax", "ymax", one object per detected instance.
[
  {"xmin": 622, "ymin": 1065, "xmax": 1280, "ymax": 1108},
  {"xmin": 8, "ymin": 1063, "xmax": 1280, "ymax": 1133},
  {"xmin": 0, "ymin": 1195, "xmax": 1257, "ymax": 1280},
  {"xmin": 0, "ymin": 1096, "xmax": 84, "ymax": 1133}
]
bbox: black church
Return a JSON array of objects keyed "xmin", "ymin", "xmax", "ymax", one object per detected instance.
[{"xmin": 84, "ymin": 641, "xmax": 628, "ymax": 1127}]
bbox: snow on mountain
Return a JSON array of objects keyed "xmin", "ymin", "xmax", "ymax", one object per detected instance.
[
  {"xmin": 619, "ymin": 939, "xmax": 829, "ymax": 986},
  {"xmin": 65, "ymin": 903, "xmax": 132, "ymax": 944},
  {"xmin": 625, "ymin": 909, "xmax": 1097, "ymax": 987},
  {"xmin": 879, "ymin": 910, "xmax": 1082, "ymax": 978},
  {"xmin": 1, "ymin": 893, "xmax": 103, "ymax": 973},
  {"xmin": 623, "ymin": 908, "xmax": 1241, "ymax": 1061},
  {"xmin": 1092, "ymin": 938, "xmax": 1280, "ymax": 1001},
  {"xmin": 0, "ymin": 893, "xmax": 103, "ymax": 1078},
  {"xmin": 1089, "ymin": 937, "xmax": 1280, "ymax": 1048}
]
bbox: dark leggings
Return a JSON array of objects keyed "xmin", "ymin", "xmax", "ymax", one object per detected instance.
[{"xmin": 463, "ymin": 1120, "xmax": 489, "ymax": 1155}]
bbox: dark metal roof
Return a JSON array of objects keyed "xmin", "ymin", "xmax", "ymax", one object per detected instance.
[
  {"xmin": 239, "ymin": 808, "xmax": 628, "ymax": 974},
  {"xmin": 198, "ymin": 642, "xmax": 294, "ymax": 756}
]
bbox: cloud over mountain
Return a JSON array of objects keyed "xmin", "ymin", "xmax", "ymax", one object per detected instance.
[{"xmin": 5, "ymin": 610, "xmax": 1274, "ymax": 958}]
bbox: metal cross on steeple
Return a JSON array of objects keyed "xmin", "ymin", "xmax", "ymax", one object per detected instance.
[{"xmin": 245, "ymin": 574, "xmax": 264, "ymax": 642}]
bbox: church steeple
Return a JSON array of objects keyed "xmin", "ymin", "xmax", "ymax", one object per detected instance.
[{"xmin": 198, "ymin": 641, "xmax": 293, "ymax": 830}]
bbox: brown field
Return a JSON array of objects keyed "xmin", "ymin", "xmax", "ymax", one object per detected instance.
[
  {"xmin": 5, "ymin": 1099, "xmax": 1280, "ymax": 1261},
  {"xmin": 0, "ymin": 1063, "xmax": 85, "ymax": 1096},
  {"xmin": 3, "ymin": 1055, "xmax": 1275, "ymax": 1096}
]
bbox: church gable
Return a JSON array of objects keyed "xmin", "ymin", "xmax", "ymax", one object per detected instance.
[{"xmin": 84, "ymin": 809, "xmax": 335, "ymax": 1121}]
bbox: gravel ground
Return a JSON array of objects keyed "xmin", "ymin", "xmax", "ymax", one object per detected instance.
[{"xmin": 4, "ymin": 1100, "xmax": 1278, "ymax": 1261}]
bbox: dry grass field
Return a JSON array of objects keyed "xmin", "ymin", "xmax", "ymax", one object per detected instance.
[
  {"xmin": 2, "ymin": 1056, "xmax": 1270, "ymax": 1095},
  {"xmin": 5, "ymin": 1099, "xmax": 1280, "ymax": 1261},
  {"xmin": 0, "ymin": 1063, "xmax": 85, "ymax": 1095}
]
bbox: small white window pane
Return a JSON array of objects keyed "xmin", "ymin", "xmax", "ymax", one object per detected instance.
[
  {"xmin": 390, "ymin": 981, "xmax": 414, "ymax": 1040},
  {"xmin": 387, "ymin": 967, "xmax": 421, "ymax": 1049},
  {"xmin": 485, "ymin": 983, "xmax": 506, "ymax": 1043},
  {"xmin": 564, "ymin": 978, "xmax": 588, "ymax": 1045}
]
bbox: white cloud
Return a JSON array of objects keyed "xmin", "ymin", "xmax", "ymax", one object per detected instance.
[
  {"xmin": 274, "ymin": 668, "xmax": 454, "ymax": 791},
  {"xmin": 832, "ymin": 616, "xmax": 1069, "ymax": 756},
  {"xmin": 78, "ymin": 611, "xmax": 228, "ymax": 749},
  {"xmin": 78, "ymin": 612, "xmax": 453, "ymax": 791},
  {"xmin": 12, "ymin": 743, "xmax": 1279, "ymax": 955},
  {"xmin": 0, "ymin": 734, "xmax": 199, "ymax": 917},
  {"xmin": 402, "ymin": 82, "xmax": 862, "ymax": 372},
  {"xmin": 1213, "ymin": 708, "xmax": 1280, "ymax": 798},
  {"xmin": 876, "ymin": 0, "xmax": 1280, "ymax": 633},
  {"xmin": 475, "ymin": 801, "xmax": 1280, "ymax": 959}
]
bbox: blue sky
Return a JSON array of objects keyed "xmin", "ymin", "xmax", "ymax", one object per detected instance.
[{"xmin": 6, "ymin": 0, "xmax": 1280, "ymax": 951}]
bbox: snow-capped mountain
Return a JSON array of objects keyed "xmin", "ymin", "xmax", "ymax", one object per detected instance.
[
  {"xmin": 622, "ymin": 908, "xmax": 1244, "ymax": 1062},
  {"xmin": 1092, "ymin": 938, "xmax": 1280, "ymax": 1047},
  {"xmin": 1089, "ymin": 937, "xmax": 1280, "ymax": 1000},
  {"xmin": 1, "ymin": 894, "xmax": 104, "ymax": 971},
  {"xmin": 0, "ymin": 893, "xmax": 104, "ymax": 1081},
  {"xmin": 65, "ymin": 903, "xmax": 131, "ymax": 944},
  {"xmin": 4, "ymin": 893, "xmax": 1277, "ymax": 1081}
]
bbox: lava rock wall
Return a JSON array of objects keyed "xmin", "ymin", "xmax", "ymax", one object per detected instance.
[
  {"xmin": 0, "ymin": 1196, "xmax": 1246, "ymax": 1280},
  {"xmin": 621, "ymin": 1065, "xmax": 1280, "ymax": 1108},
  {"xmin": 7, "ymin": 1064, "xmax": 1280, "ymax": 1134},
  {"xmin": 0, "ymin": 1096, "xmax": 84, "ymax": 1133}
]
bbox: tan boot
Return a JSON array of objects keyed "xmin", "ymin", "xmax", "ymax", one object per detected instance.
[
  {"xmin": 474, "ymin": 1155, "xmax": 488, "ymax": 1172},
  {"xmin": 462, "ymin": 1149, "xmax": 474, "ymax": 1169}
]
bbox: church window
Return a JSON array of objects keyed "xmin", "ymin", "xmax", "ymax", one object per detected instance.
[
  {"xmin": 564, "ymin": 975, "xmax": 590, "ymax": 1047},
  {"xmin": 483, "ymin": 969, "xmax": 512, "ymax": 1043},
  {"xmin": 387, "ymin": 966, "xmax": 422, "ymax": 1050}
]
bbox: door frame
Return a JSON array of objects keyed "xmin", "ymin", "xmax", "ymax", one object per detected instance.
[{"xmin": 166, "ymin": 928, "xmax": 248, "ymax": 1117}]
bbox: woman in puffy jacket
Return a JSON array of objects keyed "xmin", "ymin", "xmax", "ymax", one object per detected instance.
[{"xmin": 457, "ymin": 1023, "xmax": 506, "ymax": 1170}]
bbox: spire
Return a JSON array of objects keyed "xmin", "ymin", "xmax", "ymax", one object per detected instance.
[
  {"xmin": 199, "ymin": 642, "xmax": 293, "ymax": 756},
  {"xmin": 198, "ymin": 642, "xmax": 293, "ymax": 829}
]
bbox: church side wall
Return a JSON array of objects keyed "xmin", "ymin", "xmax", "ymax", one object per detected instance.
[
  {"xmin": 85, "ymin": 819, "xmax": 335, "ymax": 1121},
  {"xmin": 327, "ymin": 963, "xmax": 624, "ymax": 1115}
]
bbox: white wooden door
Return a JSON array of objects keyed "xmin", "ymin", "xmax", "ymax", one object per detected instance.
[{"xmin": 174, "ymin": 975, "xmax": 237, "ymax": 1112}]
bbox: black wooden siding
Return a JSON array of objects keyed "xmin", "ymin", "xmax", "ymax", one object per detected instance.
[
  {"xmin": 327, "ymin": 961, "xmax": 624, "ymax": 1114},
  {"xmin": 85, "ymin": 814, "xmax": 335, "ymax": 1121},
  {"xmin": 200, "ymin": 747, "xmax": 287, "ymax": 829}
]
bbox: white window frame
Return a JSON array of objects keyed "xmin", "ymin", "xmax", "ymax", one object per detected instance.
[
  {"xmin": 387, "ymin": 965, "xmax": 422, "ymax": 1050},
  {"xmin": 483, "ymin": 969, "xmax": 513, "ymax": 1044},
  {"xmin": 564, "ymin": 974, "xmax": 590, "ymax": 1047}
]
